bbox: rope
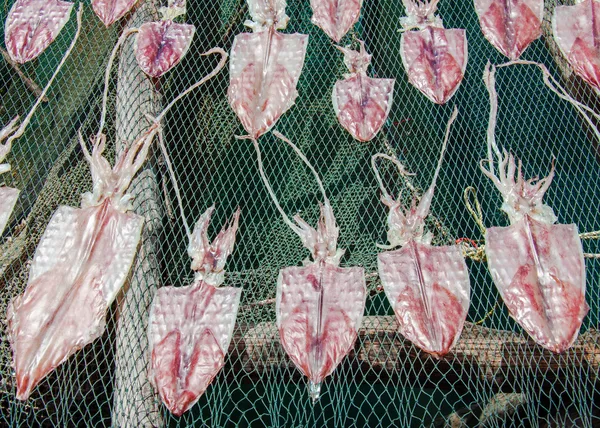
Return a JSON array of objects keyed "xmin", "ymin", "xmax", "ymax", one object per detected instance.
[
  {"xmin": 581, "ymin": 230, "xmax": 600, "ymax": 259},
  {"xmin": 580, "ymin": 230, "xmax": 600, "ymax": 240}
]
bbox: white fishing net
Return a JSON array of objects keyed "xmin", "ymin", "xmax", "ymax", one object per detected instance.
[{"xmin": 1, "ymin": 0, "xmax": 599, "ymax": 426}]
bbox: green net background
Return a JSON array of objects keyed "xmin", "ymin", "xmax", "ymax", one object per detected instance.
[{"xmin": 1, "ymin": 0, "xmax": 599, "ymax": 426}]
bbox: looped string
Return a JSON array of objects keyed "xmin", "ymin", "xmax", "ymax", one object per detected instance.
[
  {"xmin": 243, "ymin": 135, "xmax": 303, "ymax": 238},
  {"xmin": 150, "ymin": 48, "xmax": 228, "ymax": 241},
  {"xmin": 5, "ymin": 4, "xmax": 84, "ymax": 151},
  {"xmin": 497, "ymin": 59, "xmax": 600, "ymax": 147},
  {"xmin": 157, "ymin": 129, "xmax": 191, "ymax": 240},
  {"xmin": 244, "ymin": 131, "xmax": 333, "ymax": 241},
  {"xmin": 457, "ymin": 187, "xmax": 487, "ymax": 261},
  {"xmin": 482, "ymin": 61, "xmax": 502, "ymax": 176},
  {"xmin": 154, "ymin": 48, "xmax": 228, "ymax": 123},
  {"xmin": 370, "ymin": 153, "xmax": 415, "ymax": 203},
  {"xmin": 272, "ymin": 130, "xmax": 329, "ymax": 205}
]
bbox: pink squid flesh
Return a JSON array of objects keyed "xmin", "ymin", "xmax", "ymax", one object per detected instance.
[
  {"xmin": 92, "ymin": 0, "xmax": 138, "ymax": 27},
  {"xmin": 135, "ymin": 20, "xmax": 195, "ymax": 78},
  {"xmin": 553, "ymin": 0, "xmax": 600, "ymax": 92},
  {"xmin": 332, "ymin": 43, "xmax": 395, "ymax": 142},
  {"xmin": 7, "ymin": 200, "xmax": 143, "ymax": 400},
  {"xmin": 378, "ymin": 241, "xmax": 470, "ymax": 356},
  {"xmin": 277, "ymin": 263, "xmax": 366, "ymax": 387},
  {"xmin": 400, "ymin": 26, "xmax": 467, "ymax": 104},
  {"xmin": 310, "ymin": 0, "xmax": 362, "ymax": 43},
  {"xmin": 485, "ymin": 216, "xmax": 588, "ymax": 353},
  {"xmin": 474, "ymin": 0, "xmax": 543, "ymax": 60},
  {"xmin": 148, "ymin": 281, "xmax": 241, "ymax": 416},
  {"xmin": 4, "ymin": 0, "xmax": 74, "ymax": 64},
  {"xmin": 148, "ymin": 206, "xmax": 241, "ymax": 416},
  {"xmin": 228, "ymin": 29, "xmax": 308, "ymax": 139},
  {"xmin": 0, "ymin": 187, "xmax": 19, "ymax": 235}
]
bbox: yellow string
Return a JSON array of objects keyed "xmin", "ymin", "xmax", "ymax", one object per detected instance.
[
  {"xmin": 475, "ymin": 300, "xmax": 500, "ymax": 325},
  {"xmin": 463, "ymin": 186, "xmax": 486, "ymax": 236}
]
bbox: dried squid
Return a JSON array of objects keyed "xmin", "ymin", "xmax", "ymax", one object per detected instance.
[
  {"xmin": 553, "ymin": 0, "xmax": 600, "ymax": 94},
  {"xmin": 7, "ymin": 124, "xmax": 156, "ymax": 400},
  {"xmin": 228, "ymin": 0, "xmax": 309, "ymax": 139},
  {"xmin": 4, "ymin": 0, "xmax": 74, "ymax": 64},
  {"xmin": 6, "ymin": 30, "xmax": 228, "ymax": 399},
  {"xmin": 92, "ymin": 0, "xmax": 139, "ymax": 27},
  {"xmin": 481, "ymin": 63, "xmax": 588, "ymax": 354},
  {"xmin": 332, "ymin": 41, "xmax": 395, "ymax": 142},
  {"xmin": 135, "ymin": 3, "xmax": 195, "ymax": 78},
  {"xmin": 310, "ymin": 0, "xmax": 362, "ymax": 42},
  {"xmin": 1, "ymin": 5, "xmax": 83, "ymax": 236},
  {"xmin": 400, "ymin": 0, "xmax": 468, "ymax": 104},
  {"xmin": 474, "ymin": 0, "xmax": 543, "ymax": 60},
  {"xmin": 148, "ymin": 206, "xmax": 241, "ymax": 416},
  {"xmin": 251, "ymin": 132, "xmax": 366, "ymax": 402},
  {"xmin": 374, "ymin": 108, "xmax": 471, "ymax": 357}
]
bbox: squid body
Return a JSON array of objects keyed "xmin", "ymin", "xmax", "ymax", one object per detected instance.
[
  {"xmin": 148, "ymin": 207, "xmax": 241, "ymax": 416},
  {"xmin": 228, "ymin": 0, "xmax": 308, "ymax": 139},
  {"xmin": 332, "ymin": 41, "xmax": 395, "ymax": 142}
]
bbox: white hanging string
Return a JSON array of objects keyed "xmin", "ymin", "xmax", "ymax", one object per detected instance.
[
  {"xmin": 244, "ymin": 135, "xmax": 303, "ymax": 237},
  {"xmin": 5, "ymin": 4, "xmax": 84, "ymax": 151},
  {"xmin": 244, "ymin": 130, "xmax": 334, "ymax": 240},
  {"xmin": 97, "ymin": 27, "xmax": 139, "ymax": 138},
  {"xmin": 271, "ymin": 130, "xmax": 329, "ymax": 204},
  {"xmin": 497, "ymin": 59, "xmax": 600, "ymax": 148},
  {"xmin": 153, "ymin": 48, "xmax": 228, "ymax": 241},
  {"xmin": 370, "ymin": 153, "xmax": 414, "ymax": 203},
  {"xmin": 157, "ymin": 130, "xmax": 191, "ymax": 239},
  {"xmin": 371, "ymin": 106, "xmax": 457, "ymax": 202}
]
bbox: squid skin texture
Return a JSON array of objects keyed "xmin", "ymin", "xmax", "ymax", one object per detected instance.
[
  {"xmin": 378, "ymin": 241, "xmax": 470, "ymax": 357},
  {"xmin": 276, "ymin": 263, "xmax": 365, "ymax": 385},
  {"xmin": 4, "ymin": 0, "xmax": 74, "ymax": 64},
  {"xmin": 332, "ymin": 75, "xmax": 395, "ymax": 142},
  {"xmin": 310, "ymin": 0, "xmax": 362, "ymax": 43},
  {"xmin": 553, "ymin": 0, "xmax": 600, "ymax": 92},
  {"xmin": 0, "ymin": 187, "xmax": 19, "ymax": 236},
  {"xmin": 400, "ymin": 27, "xmax": 467, "ymax": 105},
  {"xmin": 473, "ymin": 0, "xmax": 543, "ymax": 60},
  {"xmin": 148, "ymin": 281, "xmax": 241, "ymax": 416},
  {"xmin": 7, "ymin": 200, "xmax": 143, "ymax": 400},
  {"xmin": 228, "ymin": 30, "xmax": 308, "ymax": 139},
  {"xmin": 486, "ymin": 216, "xmax": 588, "ymax": 353},
  {"xmin": 92, "ymin": 0, "xmax": 139, "ymax": 27},
  {"xmin": 135, "ymin": 20, "xmax": 195, "ymax": 78}
]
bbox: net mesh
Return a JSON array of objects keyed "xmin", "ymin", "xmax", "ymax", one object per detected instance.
[{"xmin": 1, "ymin": 0, "xmax": 599, "ymax": 426}]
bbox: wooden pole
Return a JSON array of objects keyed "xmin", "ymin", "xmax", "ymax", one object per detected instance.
[
  {"xmin": 111, "ymin": 3, "xmax": 163, "ymax": 426},
  {"xmin": 234, "ymin": 316, "xmax": 599, "ymax": 388}
]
